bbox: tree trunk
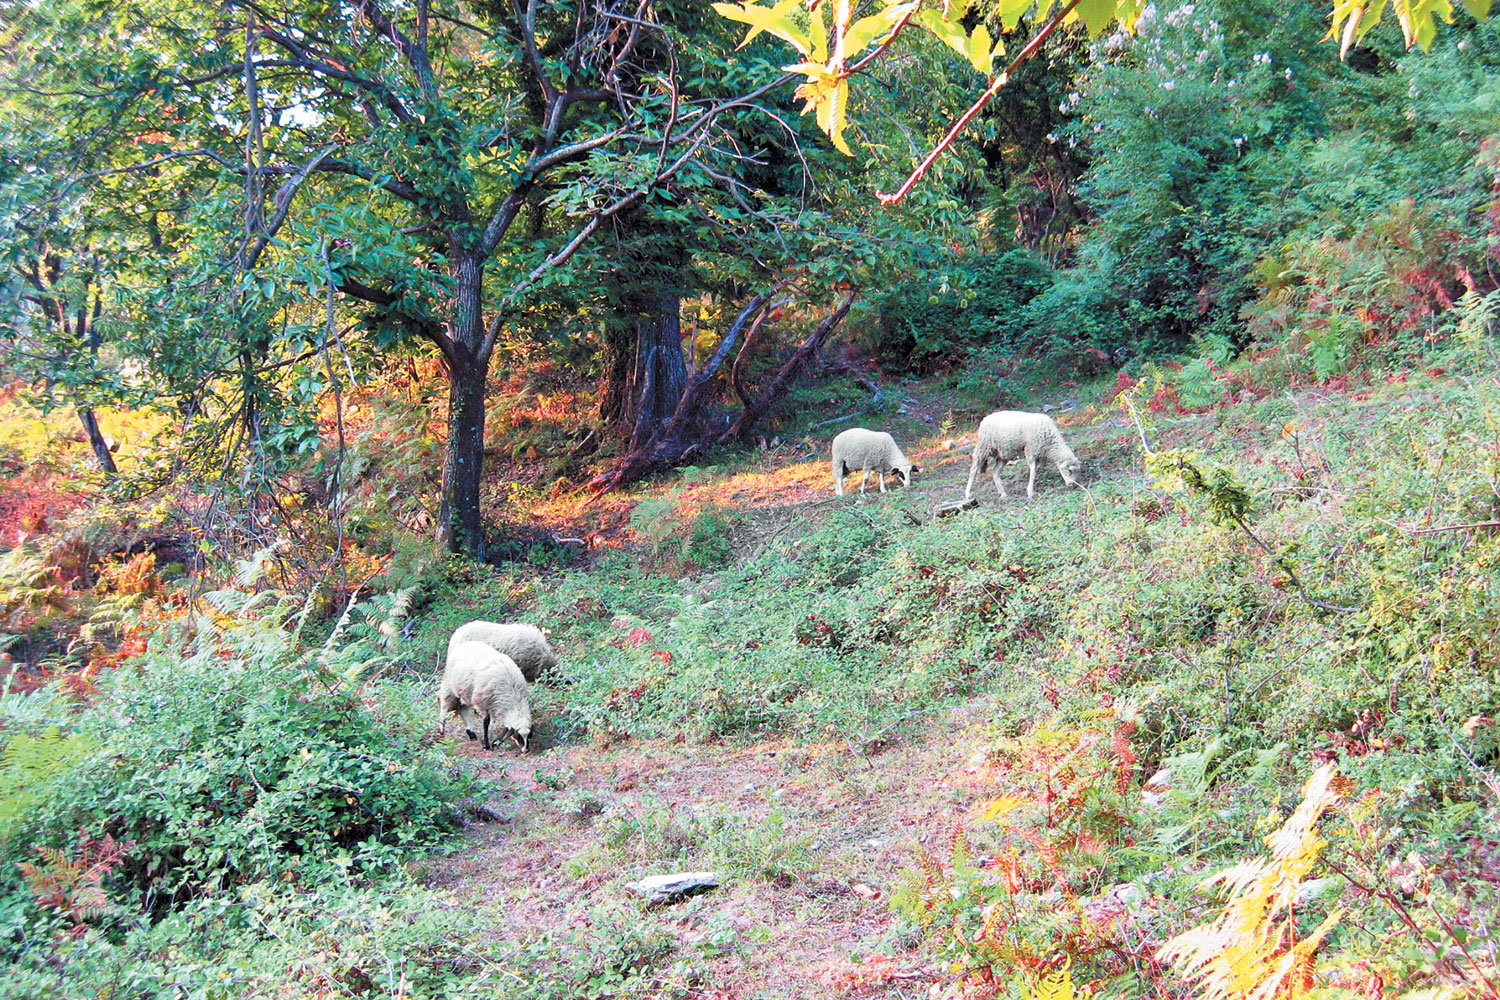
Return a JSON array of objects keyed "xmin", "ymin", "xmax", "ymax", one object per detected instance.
[
  {"xmin": 437, "ymin": 358, "xmax": 487, "ymax": 557},
  {"xmin": 720, "ymin": 294, "xmax": 855, "ymax": 443},
  {"xmin": 436, "ymin": 250, "xmax": 489, "ymax": 558},
  {"xmin": 598, "ymin": 323, "xmax": 635, "ymax": 429},
  {"xmin": 76, "ymin": 407, "xmax": 117, "ymax": 474},
  {"xmin": 586, "ymin": 287, "xmax": 788, "ymax": 493},
  {"xmin": 599, "ymin": 292, "xmax": 687, "ymax": 437}
]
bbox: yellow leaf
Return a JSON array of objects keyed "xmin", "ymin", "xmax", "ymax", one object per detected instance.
[
  {"xmin": 790, "ymin": 67, "xmax": 854, "ymax": 154},
  {"xmin": 965, "ymin": 23, "xmax": 997, "ymax": 75},
  {"xmin": 915, "ymin": 7, "xmax": 973, "ymax": 65},
  {"xmin": 979, "ymin": 794, "xmax": 1028, "ymax": 821},
  {"xmin": 1066, "ymin": 0, "xmax": 1120, "ymax": 35},
  {"xmin": 844, "ymin": 2, "xmax": 917, "ymax": 55},
  {"xmin": 818, "ymin": 79, "xmax": 853, "ymax": 154},
  {"xmin": 711, "ymin": 0, "xmax": 813, "ymax": 54}
]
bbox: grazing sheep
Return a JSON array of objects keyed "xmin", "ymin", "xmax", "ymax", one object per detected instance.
[
  {"xmin": 831, "ymin": 428, "xmax": 918, "ymax": 496},
  {"xmin": 447, "ymin": 621, "xmax": 557, "ymax": 683},
  {"xmin": 964, "ymin": 411, "xmax": 1083, "ymax": 500},
  {"xmin": 438, "ymin": 641, "xmax": 533, "ymax": 752}
]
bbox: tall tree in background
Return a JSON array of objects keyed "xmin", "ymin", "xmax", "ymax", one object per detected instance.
[{"xmin": 3, "ymin": 0, "xmax": 808, "ymax": 557}]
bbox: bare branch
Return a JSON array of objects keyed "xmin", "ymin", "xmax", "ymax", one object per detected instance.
[
  {"xmin": 877, "ymin": 0, "xmax": 1085, "ymax": 205},
  {"xmin": 512, "ymin": 0, "xmax": 557, "ymax": 105},
  {"xmin": 253, "ymin": 33, "xmax": 415, "ymax": 123},
  {"xmin": 241, "ymin": 145, "xmax": 338, "ymax": 269},
  {"xmin": 354, "ymin": 0, "xmax": 439, "ymax": 103},
  {"xmin": 477, "ymin": 189, "xmax": 647, "ymax": 365}
]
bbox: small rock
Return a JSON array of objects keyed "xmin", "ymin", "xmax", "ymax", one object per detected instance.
[
  {"xmin": 852, "ymin": 883, "xmax": 882, "ymax": 900},
  {"xmin": 625, "ymin": 871, "xmax": 721, "ymax": 904},
  {"xmin": 742, "ymin": 782, "xmax": 757, "ymax": 793},
  {"xmin": 934, "ymin": 498, "xmax": 979, "ymax": 519},
  {"xmin": 864, "ymin": 838, "xmax": 886, "ymax": 849}
]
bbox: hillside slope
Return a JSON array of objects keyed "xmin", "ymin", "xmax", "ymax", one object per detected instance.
[{"xmin": 410, "ymin": 361, "xmax": 1500, "ymax": 999}]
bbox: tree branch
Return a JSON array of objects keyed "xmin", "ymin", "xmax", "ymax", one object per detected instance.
[
  {"xmin": 354, "ymin": 0, "xmax": 439, "ymax": 104},
  {"xmin": 242, "ymin": 145, "xmax": 338, "ymax": 269},
  {"xmin": 512, "ymin": 0, "xmax": 557, "ymax": 105},
  {"xmin": 877, "ymin": 0, "xmax": 1085, "ymax": 205}
]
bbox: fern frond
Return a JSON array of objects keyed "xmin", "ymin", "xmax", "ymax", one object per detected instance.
[
  {"xmin": 1027, "ymin": 962, "xmax": 1075, "ymax": 1000},
  {"xmin": 1158, "ymin": 763, "xmax": 1346, "ymax": 1000}
]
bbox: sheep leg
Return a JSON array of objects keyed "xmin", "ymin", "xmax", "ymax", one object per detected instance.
[
  {"xmin": 1026, "ymin": 459, "xmax": 1038, "ymax": 499},
  {"xmin": 991, "ymin": 459, "xmax": 1008, "ymax": 498},
  {"xmin": 859, "ymin": 468, "xmax": 870, "ymax": 495},
  {"xmin": 457, "ymin": 704, "xmax": 480, "ymax": 741},
  {"xmin": 877, "ymin": 469, "xmax": 888, "ymax": 493},
  {"xmin": 482, "ymin": 715, "xmax": 491, "ymax": 752},
  {"xmin": 964, "ymin": 452, "xmax": 985, "ymax": 500},
  {"xmin": 833, "ymin": 459, "xmax": 845, "ymax": 496}
]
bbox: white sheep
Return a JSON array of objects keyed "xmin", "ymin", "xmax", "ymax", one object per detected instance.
[
  {"xmin": 831, "ymin": 428, "xmax": 917, "ymax": 496},
  {"xmin": 446, "ymin": 621, "xmax": 558, "ymax": 683},
  {"xmin": 438, "ymin": 640, "xmax": 533, "ymax": 752},
  {"xmin": 964, "ymin": 411, "xmax": 1083, "ymax": 500}
]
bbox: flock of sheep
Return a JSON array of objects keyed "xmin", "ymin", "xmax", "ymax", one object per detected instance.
[
  {"xmin": 832, "ymin": 409, "xmax": 1082, "ymax": 499},
  {"xmin": 438, "ymin": 410, "xmax": 1083, "ymax": 755}
]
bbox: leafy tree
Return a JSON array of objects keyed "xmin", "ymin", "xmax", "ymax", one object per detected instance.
[
  {"xmin": 1, "ymin": 0, "xmax": 831, "ymax": 557},
  {"xmin": 712, "ymin": 0, "xmax": 1495, "ymax": 194}
]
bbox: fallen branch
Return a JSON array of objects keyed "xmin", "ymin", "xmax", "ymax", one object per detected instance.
[{"xmin": 1377, "ymin": 517, "xmax": 1500, "ymax": 535}]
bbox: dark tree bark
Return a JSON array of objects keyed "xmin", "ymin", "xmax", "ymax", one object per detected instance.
[
  {"xmin": 598, "ymin": 323, "xmax": 635, "ymax": 430},
  {"xmin": 587, "ymin": 288, "xmax": 855, "ymax": 493},
  {"xmin": 438, "ymin": 356, "xmax": 488, "ymax": 557},
  {"xmin": 626, "ymin": 292, "xmax": 687, "ymax": 451},
  {"xmin": 435, "ymin": 248, "xmax": 490, "ymax": 558},
  {"xmin": 77, "ymin": 406, "xmax": 118, "ymax": 474}
]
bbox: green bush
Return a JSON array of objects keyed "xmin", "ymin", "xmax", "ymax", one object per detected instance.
[
  {"xmin": 872, "ymin": 248, "xmax": 1053, "ymax": 369},
  {"xmin": 0, "ymin": 586, "xmax": 479, "ymax": 925}
]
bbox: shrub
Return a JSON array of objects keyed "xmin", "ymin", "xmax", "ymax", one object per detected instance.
[
  {"xmin": 0, "ymin": 585, "xmax": 479, "ymax": 923},
  {"xmin": 872, "ymin": 248, "xmax": 1054, "ymax": 370}
]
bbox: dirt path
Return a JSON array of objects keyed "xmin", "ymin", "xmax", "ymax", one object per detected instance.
[{"xmin": 424, "ymin": 697, "xmax": 1008, "ymax": 999}]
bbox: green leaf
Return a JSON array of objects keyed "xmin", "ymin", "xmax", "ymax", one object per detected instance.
[{"xmin": 1073, "ymin": 0, "xmax": 1119, "ymax": 35}]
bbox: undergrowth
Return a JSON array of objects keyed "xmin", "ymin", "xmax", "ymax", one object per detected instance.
[{"xmin": 414, "ymin": 350, "xmax": 1500, "ymax": 998}]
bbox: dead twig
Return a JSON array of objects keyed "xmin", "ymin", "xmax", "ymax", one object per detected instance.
[{"xmin": 1376, "ymin": 517, "xmax": 1500, "ymax": 535}]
